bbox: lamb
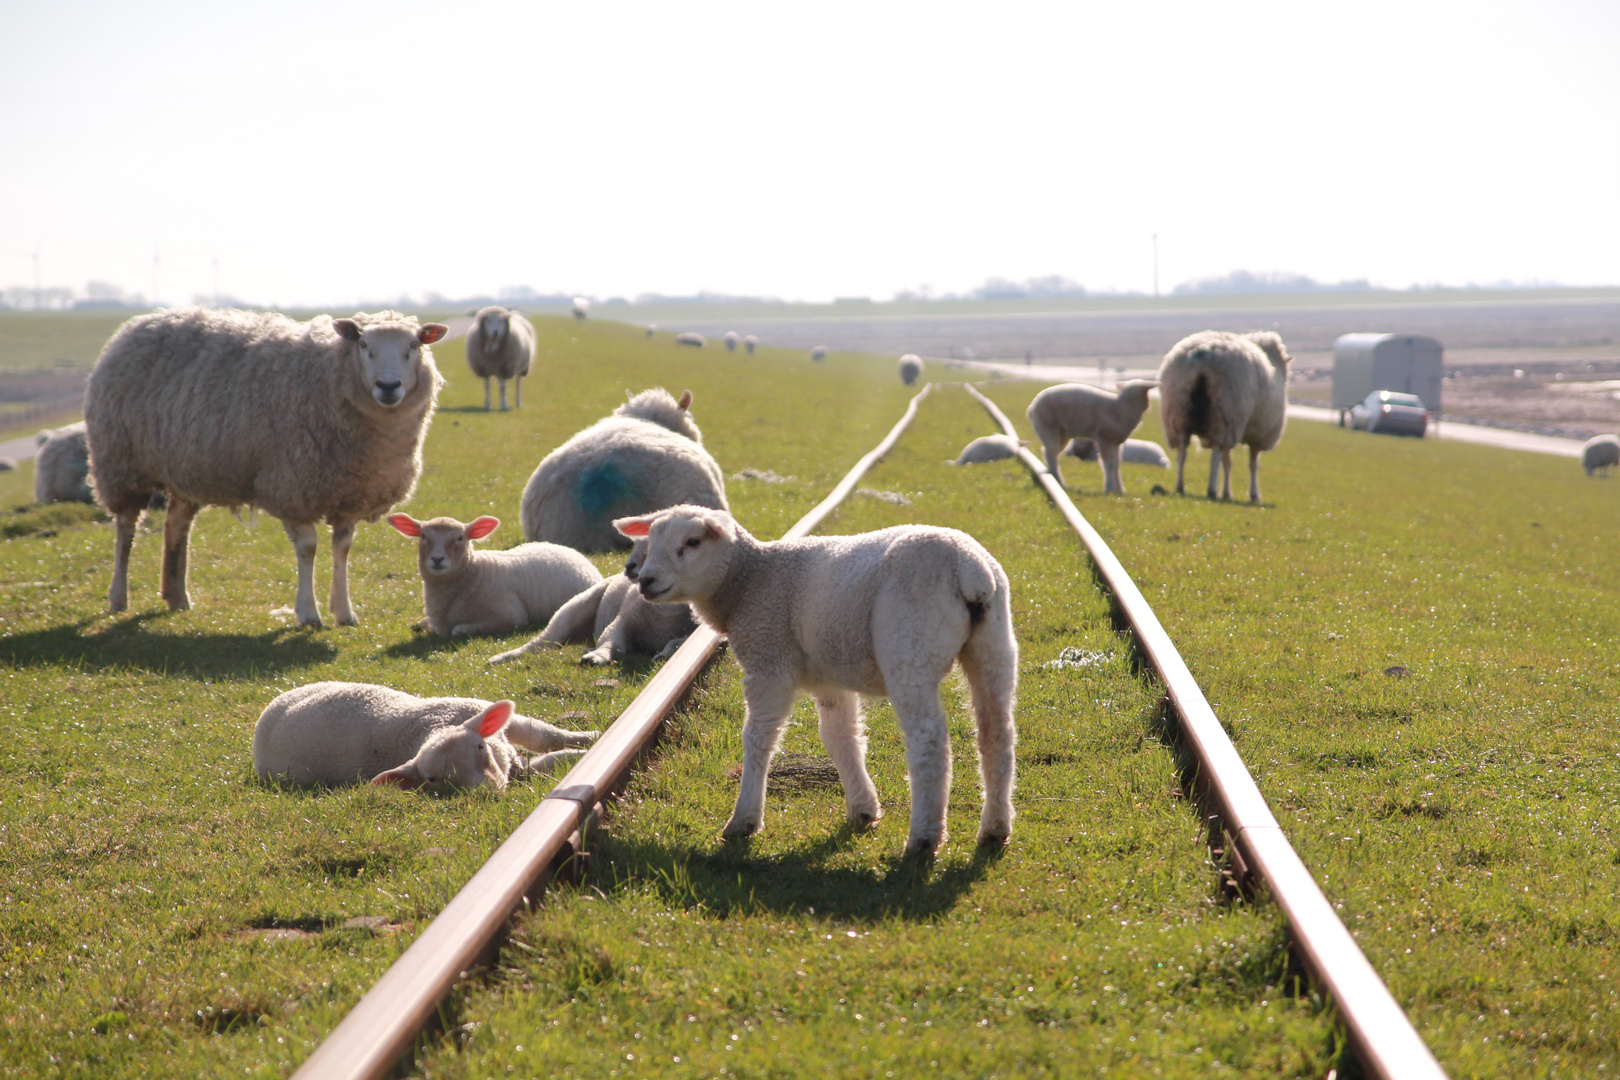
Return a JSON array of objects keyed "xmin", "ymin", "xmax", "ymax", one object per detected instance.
[
  {"xmin": 33, "ymin": 422, "xmax": 94, "ymax": 504},
  {"xmin": 1157, "ymin": 330, "xmax": 1292, "ymax": 503},
  {"xmin": 723, "ymin": 331, "xmax": 740, "ymax": 352},
  {"xmin": 946, "ymin": 434, "xmax": 1025, "ymax": 466},
  {"xmin": 464, "ymin": 305, "xmax": 535, "ymax": 411},
  {"xmin": 1026, "ymin": 380, "xmax": 1158, "ymax": 494},
  {"xmin": 388, "ymin": 513, "xmax": 602, "ymax": 638},
  {"xmin": 744, "ymin": 335, "xmax": 758, "ymax": 355},
  {"xmin": 898, "ymin": 354, "xmax": 923, "ymax": 386},
  {"xmin": 253, "ymin": 681, "xmax": 597, "ymax": 790},
  {"xmin": 488, "ymin": 536, "xmax": 696, "ymax": 666},
  {"xmin": 519, "ymin": 388, "xmax": 728, "ymax": 552},
  {"xmin": 675, "ymin": 332, "xmax": 705, "ymax": 348},
  {"xmin": 84, "ymin": 307, "xmax": 447, "ymax": 626},
  {"xmin": 810, "ymin": 345, "xmax": 828, "ymax": 362},
  {"xmin": 1584, "ymin": 434, "xmax": 1620, "ymax": 476},
  {"xmin": 1065, "ymin": 437, "xmax": 1171, "ymax": 468},
  {"xmin": 617, "ymin": 504, "xmax": 1018, "ymax": 858},
  {"xmin": 572, "ymin": 297, "xmax": 591, "ymax": 320}
]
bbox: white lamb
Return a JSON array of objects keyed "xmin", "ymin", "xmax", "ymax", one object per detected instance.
[
  {"xmin": 1584, "ymin": 434, "xmax": 1620, "ymax": 476},
  {"xmin": 744, "ymin": 335, "xmax": 758, "ymax": 355},
  {"xmin": 84, "ymin": 307, "xmax": 447, "ymax": 626},
  {"xmin": 898, "ymin": 354, "xmax": 923, "ymax": 386},
  {"xmin": 675, "ymin": 332, "xmax": 705, "ymax": 348},
  {"xmin": 1157, "ymin": 330, "xmax": 1291, "ymax": 503},
  {"xmin": 519, "ymin": 388, "xmax": 728, "ymax": 552},
  {"xmin": 388, "ymin": 513, "xmax": 602, "ymax": 638},
  {"xmin": 945, "ymin": 434, "xmax": 1025, "ymax": 466},
  {"xmin": 724, "ymin": 331, "xmax": 740, "ymax": 352},
  {"xmin": 33, "ymin": 422, "xmax": 94, "ymax": 504},
  {"xmin": 253, "ymin": 681, "xmax": 597, "ymax": 790},
  {"xmin": 572, "ymin": 297, "xmax": 591, "ymax": 320},
  {"xmin": 810, "ymin": 345, "xmax": 828, "ymax": 362},
  {"xmin": 617, "ymin": 505, "xmax": 1018, "ymax": 858},
  {"xmin": 464, "ymin": 305, "xmax": 535, "ymax": 411},
  {"xmin": 1065, "ymin": 437, "xmax": 1171, "ymax": 468},
  {"xmin": 1026, "ymin": 380, "xmax": 1158, "ymax": 494}
]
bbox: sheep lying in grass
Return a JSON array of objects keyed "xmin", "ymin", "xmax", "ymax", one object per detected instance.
[
  {"xmin": 33, "ymin": 422, "xmax": 94, "ymax": 504},
  {"xmin": 1158, "ymin": 330, "xmax": 1291, "ymax": 503},
  {"xmin": 84, "ymin": 307, "xmax": 447, "ymax": 626},
  {"xmin": 572, "ymin": 297, "xmax": 591, "ymax": 320},
  {"xmin": 946, "ymin": 434, "xmax": 1025, "ymax": 466},
  {"xmin": 464, "ymin": 306, "xmax": 534, "ymax": 411},
  {"xmin": 1583, "ymin": 434, "xmax": 1620, "ymax": 476},
  {"xmin": 488, "ymin": 536, "xmax": 696, "ymax": 666},
  {"xmin": 253, "ymin": 681, "xmax": 597, "ymax": 789},
  {"xmin": 1026, "ymin": 380, "xmax": 1157, "ymax": 494},
  {"xmin": 618, "ymin": 504, "xmax": 1018, "ymax": 858},
  {"xmin": 519, "ymin": 388, "xmax": 728, "ymax": 552},
  {"xmin": 810, "ymin": 345, "xmax": 828, "ymax": 362},
  {"xmin": 1065, "ymin": 437, "xmax": 1171, "ymax": 468},
  {"xmin": 388, "ymin": 513, "xmax": 602, "ymax": 638},
  {"xmin": 675, "ymin": 332, "xmax": 705, "ymax": 348},
  {"xmin": 898, "ymin": 354, "xmax": 923, "ymax": 386},
  {"xmin": 744, "ymin": 335, "xmax": 758, "ymax": 355}
]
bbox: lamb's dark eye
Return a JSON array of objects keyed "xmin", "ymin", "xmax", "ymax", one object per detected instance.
[{"xmin": 685, "ymin": 537, "xmax": 701, "ymax": 548}]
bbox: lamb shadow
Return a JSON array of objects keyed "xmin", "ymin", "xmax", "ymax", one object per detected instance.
[
  {"xmin": 0, "ymin": 614, "xmax": 336, "ymax": 680},
  {"xmin": 381, "ymin": 632, "xmax": 466, "ymax": 660}
]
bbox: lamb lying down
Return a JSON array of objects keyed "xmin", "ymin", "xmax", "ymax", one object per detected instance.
[
  {"xmin": 1065, "ymin": 437, "xmax": 1171, "ymax": 468},
  {"xmin": 253, "ymin": 681, "xmax": 598, "ymax": 789},
  {"xmin": 945, "ymin": 434, "xmax": 1026, "ymax": 465}
]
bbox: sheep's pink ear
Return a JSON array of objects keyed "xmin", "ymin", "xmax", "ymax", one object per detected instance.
[
  {"xmin": 677, "ymin": 390, "xmax": 693, "ymax": 410},
  {"xmin": 333, "ymin": 318, "xmax": 362, "ymax": 342},
  {"xmin": 475, "ymin": 700, "xmax": 514, "ymax": 738},
  {"xmin": 614, "ymin": 516, "xmax": 652, "ymax": 539},
  {"xmin": 388, "ymin": 513, "xmax": 421, "ymax": 537},
  {"xmin": 701, "ymin": 514, "xmax": 734, "ymax": 542},
  {"xmin": 372, "ymin": 765, "xmax": 423, "ymax": 789},
  {"xmin": 418, "ymin": 323, "xmax": 449, "ymax": 345},
  {"xmin": 464, "ymin": 516, "xmax": 500, "ymax": 540}
]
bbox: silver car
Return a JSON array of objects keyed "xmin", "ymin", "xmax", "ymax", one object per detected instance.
[{"xmin": 1350, "ymin": 390, "xmax": 1429, "ymax": 437}]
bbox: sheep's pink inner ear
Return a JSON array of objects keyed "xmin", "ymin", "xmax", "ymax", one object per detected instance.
[
  {"xmin": 388, "ymin": 513, "xmax": 421, "ymax": 537},
  {"xmin": 418, "ymin": 323, "xmax": 449, "ymax": 345},
  {"xmin": 702, "ymin": 516, "xmax": 731, "ymax": 541},
  {"xmin": 464, "ymin": 516, "xmax": 500, "ymax": 540},
  {"xmin": 333, "ymin": 318, "xmax": 362, "ymax": 342},
  {"xmin": 614, "ymin": 517, "xmax": 652, "ymax": 538},
  {"xmin": 678, "ymin": 389, "xmax": 693, "ymax": 410},
  {"xmin": 477, "ymin": 700, "xmax": 514, "ymax": 738},
  {"xmin": 372, "ymin": 767, "xmax": 422, "ymax": 789}
]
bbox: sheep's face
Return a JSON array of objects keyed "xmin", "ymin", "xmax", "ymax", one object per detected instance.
[
  {"xmin": 622, "ymin": 536, "xmax": 650, "ymax": 583},
  {"xmin": 389, "ymin": 514, "xmax": 499, "ymax": 579},
  {"xmin": 334, "ymin": 318, "xmax": 448, "ymax": 408},
  {"xmin": 476, "ymin": 307, "xmax": 510, "ymax": 351},
  {"xmin": 372, "ymin": 701, "xmax": 514, "ymax": 791},
  {"xmin": 615, "ymin": 507, "xmax": 735, "ymax": 604}
]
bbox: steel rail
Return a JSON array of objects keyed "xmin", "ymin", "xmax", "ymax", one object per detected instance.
[
  {"xmin": 962, "ymin": 383, "xmax": 1446, "ymax": 1080},
  {"xmin": 293, "ymin": 383, "xmax": 935, "ymax": 1080}
]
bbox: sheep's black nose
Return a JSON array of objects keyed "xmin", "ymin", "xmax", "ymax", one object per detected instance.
[
  {"xmin": 637, "ymin": 575, "xmax": 658, "ymax": 596},
  {"xmin": 376, "ymin": 379, "xmax": 402, "ymax": 394}
]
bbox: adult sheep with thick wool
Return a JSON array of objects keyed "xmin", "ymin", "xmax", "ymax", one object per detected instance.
[
  {"xmin": 1157, "ymin": 330, "xmax": 1291, "ymax": 503},
  {"xmin": 618, "ymin": 504, "xmax": 1018, "ymax": 858},
  {"xmin": 743, "ymin": 335, "xmax": 758, "ymax": 355},
  {"xmin": 253, "ymin": 681, "xmax": 597, "ymax": 790},
  {"xmin": 388, "ymin": 512, "xmax": 602, "ymax": 638},
  {"xmin": 723, "ymin": 331, "xmax": 740, "ymax": 352},
  {"xmin": 33, "ymin": 422, "xmax": 94, "ymax": 504},
  {"xmin": 464, "ymin": 305, "xmax": 534, "ymax": 411},
  {"xmin": 898, "ymin": 354, "xmax": 923, "ymax": 386},
  {"xmin": 84, "ymin": 307, "xmax": 447, "ymax": 626},
  {"xmin": 1584, "ymin": 434, "xmax": 1620, "ymax": 476},
  {"xmin": 519, "ymin": 388, "xmax": 728, "ymax": 552},
  {"xmin": 1026, "ymin": 380, "xmax": 1157, "ymax": 494},
  {"xmin": 571, "ymin": 296, "xmax": 591, "ymax": 320}
]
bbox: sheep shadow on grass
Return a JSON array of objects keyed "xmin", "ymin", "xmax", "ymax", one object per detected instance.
[{"xmin": 0, "ymin": 614, "xmax": 337, "ymax": 680}]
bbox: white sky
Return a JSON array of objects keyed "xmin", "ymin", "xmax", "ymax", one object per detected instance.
[{"xmin": 2, "ymin": 0, "xmax": 1617, "ymax": 306}]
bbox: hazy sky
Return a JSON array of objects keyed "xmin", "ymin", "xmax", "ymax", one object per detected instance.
[{"xmin": 3, "ymin": 0, "xmax": 1617, "ymax": 306}]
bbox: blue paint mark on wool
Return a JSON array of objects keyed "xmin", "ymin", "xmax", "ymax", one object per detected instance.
[{"xmin": 575, "ymin": 458, "xmax": 638, "ymax": 523}]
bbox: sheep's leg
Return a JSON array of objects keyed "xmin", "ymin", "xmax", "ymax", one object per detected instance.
[
  {"xmin": 1032, "ymin": 418, "xmax": 1065, "ymax": 485},
  {"xmin": 1247, "ymin": 445, "xmax": 1262, "ymax": 504},
  {"xmin": 1100, "ymin": 441, "xmax": 1124, "ymax": 495},
  {"xmin": 328, "ymin": 521, "xmax": 359, "ymax": 626},
  {"xmin": 483, "ymin": 376, "xmax": 492, "ymax": 412},
  {"xmin": 724, "ymin": 679, "xmax": 798, "ymax": 840},
  {"xmin": 1220, "ymin": 448, "xmax": 1234, "ymax": 501},
  {"xmin": 960, "ymin": 636, "xmax": 1018, "ymax": 849},
  {"xmin": 1174, "ymin": 444, "xmax": 1188, "ymax": 495},
  {"xmin": 158, "ymin": 495, "xmax": 200, "ymax": 611},
  {"xmin": 1205, "ymin": 447, "xmax": 1222, "ymax": 500},
  {"xmin": 514, "ymin": 376, "xmax": 522, "ymax": 410},
  {"xmin": 282, "ymin": 521, "xmax": 323, "ymax": 628},
  {"xmin": 498, "ymin": 379, "xmax": 509, "ymax": 412},
  {"xmin": 108, "ymin": 507, "xmax": 141, "ymax": 613},
  {"xmin": 888, "ymin": 683, "xmax": 953, "ymax": 859},
  {"xmin": 507, "ymin": 714, "xmax": 598, "ymax": 752},
  {"xmin": 816, "ymin": 690, "xmax": 882, "ymax": 829}
]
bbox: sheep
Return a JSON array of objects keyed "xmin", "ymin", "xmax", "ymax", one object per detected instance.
[
  {"xmin": 519, "ymin": 387, "xmax": 728, "ymax": 552},
  {"xmin": 645, "ymin": 323, "xmax": 657, "ymax": 338},
  {"xmin": 572, "ymin": 297, "xmax": 591, "ymax": 320},
  {"xmin": 464, "ymin": 305, "xmax": 535, "ymax": 411},
  {"xmin": 810, "ymin": 345, "xmax": 828, "ymax": 362},
  {"xmin": 617, "ymin": 504, "xmax": 1018, "ymax": 858},
  {"xmin": 33, "ymin": 422, "xmax": 94, "ymax": 504},
  {"xmin": 84, "ymin": 307, "xmax": 447, "ymax": 627},
  {"xmin": 1584, "ymin": 434, "xmax": 1620, "ymax": 476},
  {"xmin": 675, "ymin": 332, "xmax": 705, "ymax": 348},
  {"xmin": 1065, "ymin": 437, "xmax": 1171, "ymax": 468},
  {"xmin": 488, "ymin": 535, "xmax": 696, "ymax": 666},
  {"xmin": 0, "ymin": 458, "xmax": 14, "ymax": 472},
  {"xmin": 898, "ymin": 354, "xmax": 923, "ymax": 386},
  {"xmin": 945, "ymin": 434, "xmax": 1025, "ymax": 466},
  {"xmin": 1026, "ymin": 380, "xmax": 1158, "ymax": 494},
  {"xmin": 724, "ymin": 331, "xmax": 740, "ymax": 352},
  {"xmin": 744, "ymin": 335, "xmax": 758, "ymax": 355},
  {"xmin": 388, "ymin": 513, "xmax": 602, "ymax": 638},
  {"xmin": 1157, "ymin": 330, "xmax": 1291, "ymax": 503},
  {"xmin": 253, "ymin": 681, "xmax": 597, "ymax": 790}
]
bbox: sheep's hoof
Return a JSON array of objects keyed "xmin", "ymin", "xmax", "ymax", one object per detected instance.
[
  {"xmin": 163, "ymin": 593, "xmax": 191, "ymax": 611},
  {"xmin": 335, "ymin": 613, "xmax": 359, "ymax": 627},
  {"xmin": 903, "ymin": 835, "xmax": 941, "ymax": 861},
  {"xmin": 579, "ymin": 650, "xmax": 612, "ymax": 667},
  {"xmin": 296, "ymin": 612, "xmax": 324, "ymax": 629},
  {"xmin": 721, "ymin": 817, "xmax": 761, "ymax": 841},
  {"xmin": 976, "ymin": 829, "xmax": 1011, "ymax": 851},
  {"xmin": 849, "ymin": 806, "xmax": 884, "ymax": 830}
]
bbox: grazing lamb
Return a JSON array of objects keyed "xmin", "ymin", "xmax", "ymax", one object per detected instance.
[
  {"xmin": 1026, "ymin": 380, "xmax": 1157, "ymax": 494},
  {"xmin": 84, "ymin": 307, "xmax": 447, "ymax": 626},
  {"xmin": 618, "ymin": 505, "xmax": 1018, "ymax": 858},
  {"xmin": 464, "ymin": 305, "xmax": 535, "ymax": 411},
  {"xmin": 572, "ymin": 297, "xmax": 591, "ymax": 320},
  {"xmin": 946, "ymin": 434, "xmax": 1025, "ymax": 466},
  {"xmin": 488, "ymin": 536, "xmax": 696, "ymax": 666},
  {"xmin": 1584, "ymin": 434, "xmax": 1620, "ymax": 476},
  {"xmin": 519, "ymin": 388, "xmax": 728, "ymax": 552},
  {"xmin": 33, "ymin": 422, "xmax": 94, "ymax": 504},
  {"xmin": 253, "ymin": 681, "xmax": 597, "ymax": 790},
  {"xmin": 1065, "ymin": 437, "xmax": 1171, "ymax": 468},
  {"xmin": 810, "ymin": 345, "xmax": 828, "ymax": 362},
  {"xmin": 1157, "ymin": 330, "xmax": 1291, "ymax": 503},
  {"xmin": 388, "ymin": 513, "xmax": 602, "ymax": 638},
  {"xmin": 744, "ymin": 335, "xmax": 758, "ymax": 355},
  {"xmin": 723, "ymin": 331, "xmax": 740, "ymax": 352},
  {"xmin": 898, "ymin": 354, "xmax": 923, "ymax": 386},
  {"xmin": 675, "ymin": 332, "xmax": 705, "ymax": 348}
]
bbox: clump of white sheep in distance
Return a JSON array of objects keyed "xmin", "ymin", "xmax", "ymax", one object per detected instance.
[
  {"xmin": 464, "ymin": 305, "xmax": 535, "ymax": 412},
  {"xmin": 33, "ymin": 422, "xmax": 94, "ymax": 504},
  {"xmin": 1026, "ymin": 380, "xmax": 1157, "ymax": 494},
  {"xmin": 898, "ymin": 354, "xmax": 923, "ymax": 386},
  {"xmin": 1583, "ymin": 434, "xmax": 1620, "ymax": 476},
  {"xmin": 1157, "ymin": 330, "xmax": 1291, "ymax": 503},
  {"xmin": 571, "ymin": 297, "xmax": 591, "ymax": 320},
  {"xmin": 84, "ymin": 307, "xmax": 447, "ymax": 627}
]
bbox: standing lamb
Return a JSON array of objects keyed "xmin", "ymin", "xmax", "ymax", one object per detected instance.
[
  {"xmin": 84, "ymin": 307, "xmax": 447, "ymax": 626},
  {"xmin": 519, "ymin": 388, "xmax": 728, "ymax": 552},
  {"xmin": 1157, "ymin": 330, "xmax": 1291, "ymax": 503},
  {"xmin": 33, "ymin": 422, "xmax": 94, "ymax": 504},
  {"xmin": 744, "ymin": 335, "xmax": 758, "ymax": 355},
  {"xmin": 253, "ymin": 681, "xmax": 597, "ymax": 789},
  {"xmin": 618, "ymin": 505, "xmax": 1018, "ymax": 858},
  {"xmin": 1026, "ymin": 380, "xmax": 1157, "ymax": 494},
  {"xmin": 464, "ymin": 305, "xmax": 535, "ymax": 412},
  {"xmin": 723, "ymin": 331, "xmax": 740, "ymax": 352},
  {"xmin": 898, "ymin": 354, "xmax": 923, "ymax": 386},
  {"xmin": 572, "ymin": 297, "xmax": 591, "ymax": 320},
  {"xmin": 388, "ymin": 513, "xmax": 602, "ymax": 638},
  {"xmin": 1584, "ymin": 434, "xmax": 1620, "ymax": 476}
]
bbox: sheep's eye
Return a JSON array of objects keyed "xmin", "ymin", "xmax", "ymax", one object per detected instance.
[{"xmin": 685, "ymin": 537, "xmax": 701, "ymax": 548}]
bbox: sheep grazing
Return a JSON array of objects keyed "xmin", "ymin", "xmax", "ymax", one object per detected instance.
[
  {"xmin": 810, "ymin": 345, "xmax": 828, "ymax": 362},
  {"xmin": 84, "ymin": 307, "xmax": 447, "ymax": 626},
  {"xmin": 571, "ymin": 297, "xmax": 591, "ymax": 320},
  {"xmin": 1157, "ymin": 330, "xmax": 1291, "ymax": 503},
  {"xmin": 744, "ymin": 335, "xmax": 758, "ymax": 355},
  {"xmin": 33, "ymin": 422, "xmax": 94, "ymax": 504},
  {"xmin": 898, "ymin": 354, "xmax": 923, "ymax": 386},
  {"xmin": 675, "ymin": 332, "xmax": 705, "ymax": 348},
  {"xmin": 519, "ymin": 388, "xmax": 728, "ymax": 552},
  {"xmin": 464, "ymin": 305, "xmax": 535, "ymax": 412},
  {"xmin": 946, "ymin": 434, "xmax": 1024, "ymax": 466},
  {"xmin": 1583, "ymin": 434, "xmax": 1620, "ymax": 476},
  {"xmin": 253, "ymin": 681, "xmax": 597, "ymax": 790},
  {"xmin": 617, "ymin": 505, "xmax": 1018, "ymax": 858},
  {"xmin": 1065, "ymin": 437, "xmax": 1171, "ymax": 468},
  {"xmin": 723, "ymin": 331, "xmax": 740, "ymax": 352},
  {"xmin": 1026, "ymin": 380, "xmax": 1157, "ymax": 494},
  {"xmin": 645, "ymin": 323, "xmax": 657, "ymax": 338},
  {"xmin": 488, "ymin": 535, "xmax": 696, "ymax": 666},
  {"xmin": 388, "ymin": 513, "xmax": 602, "ymax": 638}
]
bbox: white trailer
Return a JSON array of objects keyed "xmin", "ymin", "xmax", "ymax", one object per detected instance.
[{"xmin": 1331, "ymin": 333, "xmax": 1444, "ymax": 425}]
